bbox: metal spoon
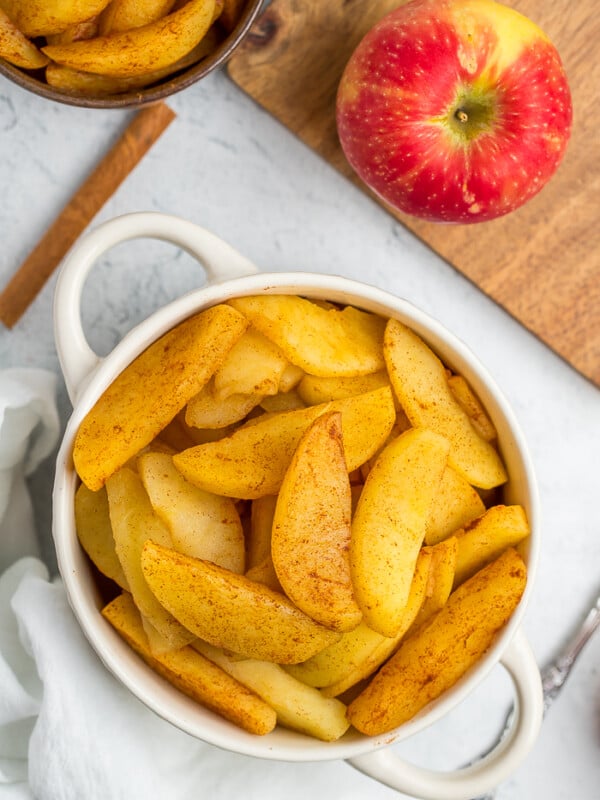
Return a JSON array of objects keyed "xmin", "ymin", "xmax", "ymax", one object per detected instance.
[{"xmin": 471, "ymin": 588, "xmax": 600, "ymax": 800}]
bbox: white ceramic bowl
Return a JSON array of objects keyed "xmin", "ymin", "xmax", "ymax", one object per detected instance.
[{"xmin": 52, "ymin": 212, "xmax": 543, "ymax": 800}]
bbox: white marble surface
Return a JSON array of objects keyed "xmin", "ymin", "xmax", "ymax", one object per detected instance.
[{"xmin": 0, "ymin": 60, "xmax": 599, "ymax": 800}]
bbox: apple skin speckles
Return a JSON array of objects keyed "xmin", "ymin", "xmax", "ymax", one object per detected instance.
[{"xmin": 336, "ymin": 0, "xmax": 572, "ymax": 224}]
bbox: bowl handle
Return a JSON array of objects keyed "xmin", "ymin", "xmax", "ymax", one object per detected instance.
[
  {"xmin": 53, "ymin": 212, "xmax": 258, "ymax": 403},
  {"xmin": 346, "ymin": 629, "xmax": 543, "ymax": 800}
]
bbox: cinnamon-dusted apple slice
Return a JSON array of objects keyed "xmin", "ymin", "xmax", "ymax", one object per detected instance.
[
  {"xmin": 347, "ymin": 548, "xmax": 527, "ymax": 735},
  {"xmin": 73, "ymin": 304, "xmax": 247, "ymax": 491},
  {"xmin": 43, "ymin": 0, "xmax": 215, "ymax": 76},
  {"xmin": 425, "ymin": 465, "xmax": 486, "ymax": 546},
  {"xmin": 0, "ymin": 9, "xmax": 49, "ymax": 68},
  {"xmin": 193, "ymin": 640, "xmax": 350, "ymax": 742},
  {"xmin": 272, "ymin": 412, "xmax": 361, "ymax": 632},
  {"xmin": 138, "ymin": 451, "xmax": 245, "ymax": 573},
  {"xmin": 74, "ymin": 482, "xmax": 129, "ymax": 590},
  {"xmin": 229, "ymin": 295, "xmax": 386, "ymax": 377},
  {"xmin": 106, "ymin": 468, "xmax": 196, "ymax": 650},
  {"xmin": 2, "ymin": 0, "xmax": 111, "ymax": 37},
  {"xmin": 384, "ymin": 318, "xmax": 507, "ymax": 489},
  {"xmin": 350, "ymin": 428, "xmax": 450, "ymax": 637},
  {"xmin": 173, "ymin": 386, "xmax": 395, "ymax": 499},
  {"xmin": 286, "ymin": 548, "xmax": 431, "ymax": 696},
  {"xmin": 140, "ymin": 540, "xmax": 340, "ymax": 663},
  {"xmin": 453, "ymin": 504, "xmax": 530, "ymax": 588},
  {"xmin": 103, "ymin": 592, "xmax": 276, "ymax": 736}
]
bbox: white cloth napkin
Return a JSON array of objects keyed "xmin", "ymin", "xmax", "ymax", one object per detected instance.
[
  {"xmin": 0, "ymin": 369, "xmax": 391, "ymax": 800},
  {"xmin": 0, "ymin": 370, "xmax": 60, "ymax": 574}
]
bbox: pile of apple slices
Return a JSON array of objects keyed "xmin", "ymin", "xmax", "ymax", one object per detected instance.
[
  {"xmin": 0, "ymin": 0, "xmax": 246, "ymax": 97},
  {"xmin": 74, "ymin": 295, "xmax": 529, "ymax": 740}
]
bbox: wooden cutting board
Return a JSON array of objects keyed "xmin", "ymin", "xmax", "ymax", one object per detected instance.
[{"xmin": 227, "ymin": 0, "xmax": 600, "ymax": 388}]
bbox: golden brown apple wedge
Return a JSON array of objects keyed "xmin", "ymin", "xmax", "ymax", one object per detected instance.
[
  {"xmin": 102, "ymin": 593, "xmax": 276, "ymax": 735},
  {"xmin": 408, "ymin": 536, "xmax": 458, "ymax": 634},
  {"xmin": 193, "ymin": 640, "xmax": 350, "ymax": 741},
  {"xmin": 45, "ymin": 30, "xmax": 220, "ymax": 96},
  {"xmin": 138, "ymin": 451, "xmax": 245, "ymax": 573},
  {"xmin": 244, "ymin": 555, "xmax": 283, "ymax": 593},
  {"xmin": 425, "ymin": 465, "xmax": 486, "ymax": 545},
  {"xmin": 296, "ymin": 371, "xmax": 391, "ymax": 405},
  {"xmin": 140, "ymin": 540, "xmax": 340, "ymax": 663},
  {"xmin": 229, "ymin": 295, "xmax": 386, "ymax": 377},
  {"xmin": 73, "ymin": 304, "xmax": 247, "ymax": 491},
  {"xmin": 453, "ymin": 504, "xmax": 530, "ymax": 588},
  {"xmin": 1, "ymin": 0, "xmax": 111, "ymax": 37},
  {"xmin": 447, "ymin": 374, "xmax": 497, "ymax": 442},
  {"xmin": 185, "ymin": 380, "xmax": 263, "ymax": 429},
  {"xmin": 286, "ymin": 548, "xmax": 431, "ymax": 697},
  {"xmin": 350, "ymin": 428, "xmax": 450, "ymax": 637},
  {"xmin": 106, "ymin": 468, "xmax": 196, "ymax": 649},
  {"xmin": 272, "ymin": 412, "xmax": 361, "ymax": 632},
  {"xmin": 74, "ymin": 482, "xmax": 128, "ymax": 590},
  {"xmin": 347, "ymin": 548, "xmax": 527, "ymax": 735},
  {"xmin": 0, "ymin": 9, "xmax": 49, "ymax": 68},
  {"xmin": 43, "ymin": 0, "xmax": 216, "ymax": 76},
  {"xmin": 212, "ymin": 325, "xmax": 289, "ymax": 400},
  {"xmin": 384, "ymin": 318, "xmax": 507, "ymax": 489},
  {"xmin": 173, "ymin": 386, "xmax": 396, "ymax": 499},
  {"xmin": 98, "ymin": 0, "xmax": 177, "ymax": 34}
]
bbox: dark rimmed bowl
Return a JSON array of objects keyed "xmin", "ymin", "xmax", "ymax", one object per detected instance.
[{"xmin": 0, "ymin": 0, "xmax": 262, "ymax": 109}]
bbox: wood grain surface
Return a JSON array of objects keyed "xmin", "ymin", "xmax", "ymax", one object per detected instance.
[{"xmin": 227, "ymin": 0, "xmax": 600, "ymax": 387}]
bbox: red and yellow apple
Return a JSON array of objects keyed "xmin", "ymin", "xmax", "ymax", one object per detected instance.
[{"xmin": 336, "ymin": 0, "xmax": 572, "ymax": 223}]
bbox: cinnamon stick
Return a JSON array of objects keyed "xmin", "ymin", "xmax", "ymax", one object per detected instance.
[{"xmin": 0, "ymin": 101, "xmax": 176, "ymax": 328}]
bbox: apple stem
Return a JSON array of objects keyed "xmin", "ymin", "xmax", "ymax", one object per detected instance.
[{"xmin": 455, "ymin": 109, "xmax": 469, "ymax": 124}]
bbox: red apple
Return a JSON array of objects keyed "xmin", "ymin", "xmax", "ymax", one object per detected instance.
[{"xmin": 336, "ymin": 0, "xmax": 572, "ymax": 223}]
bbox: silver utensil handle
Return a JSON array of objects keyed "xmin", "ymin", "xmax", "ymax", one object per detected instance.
[
  {"xmin": 471, "ymin": 590, "xmax": 600, "ymax": 800},
  {"xmin": 540, "ymin": 594, "xmax": 600, "ymax": 711}
]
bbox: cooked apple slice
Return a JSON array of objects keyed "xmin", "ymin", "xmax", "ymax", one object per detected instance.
[
  {"xmin": 212, "ymin": 325, "xmax": 290, "ymax": 399},
  {"xmin": 272, "ymin": 412, "xmax": 361, "ymax": 632},
  {"xmin": 173, "ymin": 386, "xmax": 395, "ymax": 499},
  {"xmin": 98, "ymin": 0, "xmax": 177, "ymax": 34},
  {"xmin": 229, "ymin": 295, "xmax": 386, "ymax": 377},
  {"xmin": 350, "ymin": 428, "xmax": 450, "ymax": 637},
  {"xmin": 193, "ymin": 640, "xmax": 350, "ymax": 741},
  {"xmin": 287, "ymin": 548, "xmax": 430, "ymax": 696},
  {"xmin": 384, "ymin": 318, "xmax": 507, "ymax": 489},
  {"xmin": 44, "ymin": 17, "xmax": 100, "ymax": 45},
  {"xmin": 186, "ymin": 380, "xmax": 263, "ymax": 429},
  {"xmin": 347, "ymin": 548, "xmax": 527, "ymax": 735},
  {"xmin": 45, "ymin": 31, "xmax": 220, "ymax": 96},
  {"xmin": 73, "ymin": 304, "xmax": 247, "ymax": 491},
  {"xmin": 297, "ymin": 371, "xmax": 391, "ymax": 405},
  {"xmin": 408, "ymin": 536, "xmax": 458, "ymax": 634},
  {"xmin": 2, "ymin": 0, "xmax": 111, "ymax": 37},
  {"xmin": 453, "ymin": 504, "xmax": 530, "ymax": 588},
  {"xmin": 425, "ymin": 465, "xmax": 486, "ymax": 545},
  {"xmin": 140, "ymin": 540, "xmax": 340, "ymax": 663},
  {"xmin": 102, "ymin": 593, "xmax": 276, "ymax": 735},
  {"xmin": 0, "ymin": 9, "xmax": 49, "ymax": 68},
  {"xmin": 43, "ymin": 0, "xmax": 216, "ymax": 77},
  {"xmin": 74, "ymin": 483, "xmax": 128, "ymax": 590},
  {"xmin": 106, "ymin": 468, "xmax": 195, "ymax": 649},
  {"xmin": 448, "ymin": 374, "xmax": 497, "ymax": 442},
  {"xmin": 278, "ymin": 363, "xmax": 305, "ymax": 393},
  {"xmin": 138, "ymin": 451, "xmax": 245, "ymax": 573}
]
